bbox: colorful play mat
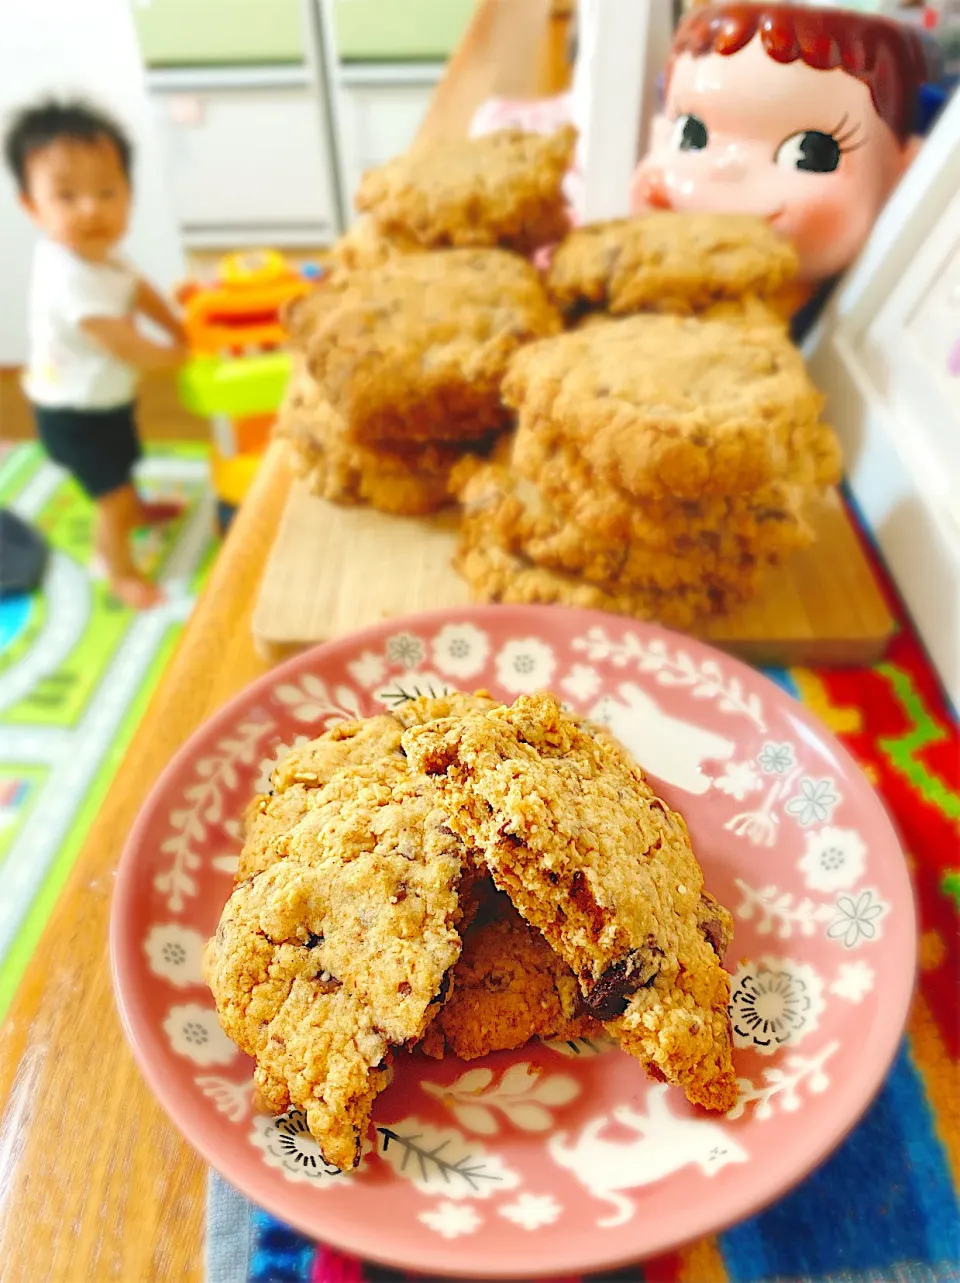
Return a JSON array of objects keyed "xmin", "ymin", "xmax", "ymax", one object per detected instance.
[{"xmin": 0, "ymin": 442, "xmax": 216, "ymax": 1019}]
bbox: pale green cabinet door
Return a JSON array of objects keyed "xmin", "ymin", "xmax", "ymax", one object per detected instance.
[
  {"xmin": 132, "ymin": 0, "xmax": 477, "ymax": 67},
  {"xmin": 332, "ymin": 0, "xmax": 477, "ymax": 60},
  {"xmin": 132, "ymin": 0, "xmax": 304, "ymax": 65}
]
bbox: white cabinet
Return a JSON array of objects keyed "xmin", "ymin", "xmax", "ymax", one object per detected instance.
[
  {"xmin": 147, "ymin": 64, "xmax": 441, "ymax": 247},
  {"xmin": 150, "ymin": 72, "xmax": 339, "ymax": 247},
  {"xmin": 336, "ymin": 66, "xmax": 442, "ymax": 215}
]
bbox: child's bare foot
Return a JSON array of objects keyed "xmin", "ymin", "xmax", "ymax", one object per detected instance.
[
  {"xmin": 139, "ymin": 499, "xmax": 184, "ymax": 525},
  {"xmin": 109, "ymin": 573, "xmax": 165, "ymax": 610}
]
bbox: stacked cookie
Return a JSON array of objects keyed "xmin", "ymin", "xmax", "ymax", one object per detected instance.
[
  {"xmin": 453, "ymin": 212, "xmax": 842, "ymax": 628},
  {"xmin": 277, "ymin": 248, "xmax": 561, "ymax": 514},
  {"xmin": 206, "ymin": 693, "xmax": 736, "ymax": 1171},
  {"xmin": 276, "ymin": 127, "xmax": 574, "ymax": 514},
  {"xmin": 353, "ymin": 125, "xmax": 576, "ymax": 256},
  {"xmin": 547, "ymin": 211, "xmax": 799, "ymax": 321}
]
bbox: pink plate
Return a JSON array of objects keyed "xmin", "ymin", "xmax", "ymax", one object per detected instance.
[{"xmin": 111, "ymin": 606, "xmax": 915, "ymax": 1279}]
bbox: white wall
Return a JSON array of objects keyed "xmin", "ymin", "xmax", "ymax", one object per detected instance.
[{"xmin": 0, "ymin": 0, "xmax": 184, "ymax": 366}]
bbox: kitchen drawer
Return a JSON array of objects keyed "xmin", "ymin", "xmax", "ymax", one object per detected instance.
[
  {"xmin": 337, "ymin": 76, "xmax": 438, "ymax": 210},
  {"xmin": 153, "ymin": 87, "xmax": 336, "ymax": 240}
]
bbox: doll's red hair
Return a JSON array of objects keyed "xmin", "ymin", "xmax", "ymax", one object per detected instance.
[{"xmin": 672, "ymin": 4, "xmax": 932, "ymax": 142}]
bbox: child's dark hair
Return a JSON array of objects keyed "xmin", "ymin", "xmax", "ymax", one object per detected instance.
[{"xmin": 3, "ymin": 98, "xmax": 133, "ymax": 193}]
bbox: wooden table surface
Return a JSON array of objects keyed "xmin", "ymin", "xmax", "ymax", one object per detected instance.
[{"xmin": 0, "ymin": 3, "xmax": 566, "ymax": 1279}]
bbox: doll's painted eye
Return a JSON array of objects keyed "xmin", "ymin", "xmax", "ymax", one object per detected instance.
[
  {"xmin": 775, "ymin": 131, "xmax": 842, "ymax": 173},
  {"xmin": 671, "ymin": 114, "xmax": 709, "ymax": 151}
]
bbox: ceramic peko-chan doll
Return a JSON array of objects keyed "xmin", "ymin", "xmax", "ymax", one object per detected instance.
[{"xmin": 630, "ymin": 3, "xmax": 935, "ymax": 335}]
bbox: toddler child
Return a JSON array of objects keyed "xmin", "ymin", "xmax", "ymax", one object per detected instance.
[{"xmin": 4, "ymin": 98, "xmax": 187, "ymax": 609}]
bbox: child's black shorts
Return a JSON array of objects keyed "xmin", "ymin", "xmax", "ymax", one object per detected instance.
[{"xmin": 31, "ymin": 402, "xmax": 143, "ymax": 500}]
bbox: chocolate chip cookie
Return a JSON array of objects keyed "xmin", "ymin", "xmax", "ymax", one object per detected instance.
[
  {"xmin": 421, "ymin": 893, "xmax": 602, "ymax": 1060},
  {"xmin": 547, "ymin": 212, "xmax": 798, "ymax": 318},
  {"xmin": 502, "ymin": 313, "xmax": 828, "ymax": 501},
  {"xmin": 456, "ymin": 462, "xmax": 808, "ymax": 590},
  {"xmin": 297, "ymin": 250, "xmax": 561, "ymax": 447},
  {"xmin": 403, "ymin": 694, "xmax": 738, "ymax": 1113},
  {"xmin": 206, "ymin": 757, "xmax": 471, "ymax": 1170},
  {"xmin": 355, "ymin": 127, "xmax": 576, "ymax": 255},
  {"xmin": 277, "ymin": 364, "xmax": 469, "ymax": 515},
  {"xmin": 455, "ymin": 537, "xmax": 755, "ymax": 631}
]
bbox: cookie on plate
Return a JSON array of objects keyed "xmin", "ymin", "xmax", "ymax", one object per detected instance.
[
  {"xmin": 241, "ymin": 695, "xmax": 500, "ymax": 881},
  {"xmin": 421, "ymin": 894, "xmax": 603, "ymax": 1060},
  {"xmin": 300, "ymin": 249, "xmax": 561, "ymax": 446},
  {"xmin": 355, "ymin": 127, "xmax": 576, "ymax": 255},
  {"xmin": 206, "ymin": 758, "xmax": 471, "ymax": 1170},
  {"xmin": 502, "ymin": 313, "xmax": 827, "ymax": 500},
  {"xmin": 547, "ymin": 212, "xmax": 798, "ymax": 318},
  {"xmin": 403, "ymin": 693, "xmax": 738, "ymax": 1113}
]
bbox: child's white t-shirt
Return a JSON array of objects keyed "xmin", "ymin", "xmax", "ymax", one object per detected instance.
[{"xmin": 23, "ymin": 240, "xmax": 138, "ymax": 410}]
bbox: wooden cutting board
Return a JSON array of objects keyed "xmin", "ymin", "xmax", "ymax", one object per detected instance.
[{"xmin": 252, "ymin": 478, "xmax": 895, "ymax": 667}]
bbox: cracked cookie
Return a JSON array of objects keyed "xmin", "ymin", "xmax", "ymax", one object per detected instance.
[
  {"xmin": 206, "ymin": 757, "xmax": 470, "ymax": 1170},
  {"xmin": 240, "ymin": 694, "xmax": 500, "ymax": 884},
  {"xmin": 402, "ymin": 693, "xmax": 738, "ymax": 1113},
  {"xmin": 421, "ymin": 893, "xmax": 603, "ymax": 1060},
  {"xmin": 355, "ymin": 127, "xmax": 576, "ymax": 255}
]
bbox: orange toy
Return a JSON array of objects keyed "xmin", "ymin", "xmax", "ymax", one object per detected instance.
[{"xmin": 177, "ymin": 249, "xmax": 312, "ymax": 354}]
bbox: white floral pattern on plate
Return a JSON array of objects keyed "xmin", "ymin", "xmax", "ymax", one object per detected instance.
[
  {"xmin": 196, "ymin": 1075, "xmax": 251, "ymax": 1123},
  {"xmin": 573, "ymin": 629, "xmax": 767, "ymax": 731},
  {"xmin": 735, "ymin": 879, "xmax": 835, "ymax": 938},
  {"xmin": 724, "ymin": 768, "xmax": 800, "ymax": 847},
  {"xmin": 729, "ymin": 957, "xmax": 825, "ymax": 1055},
  {"xmin": 250, "ymin": 1110, "xmax": 357, "ymax": 1185},
  {"xmin": 385, "ymin": 632, "xmax": 426, "ymax": 669},
  {"xmin": 798, "ymin": 826, "xmax": 867, "ymax": 892},
  {"xmin": 377, "ymin": 1118, "xmax": 521, "ymax": 1200},
  {"xmin": 430, "ymin": 623, "xmax": 491, "ymax": 680},
  {"xmin": 274, "ymin": 675, "xmax": 362, "ymax": 724},
  {"xmin": 346, "ymin": 650, "xmax": 387, "ymax": 689},
  {"xmin": 163, "ymin": 1003, "xmax": 237, "ymax": 1067},
  {"xmin": 144, "ymin": 923, "xmax": 206, "ymax": 987},
  {"xmin": 757, "ymin": 741, "xmax": 796, "ymax": 774},
  {"xmin": 422, "ymin": 1063, "xmax": 580, "ymax": 1136},
  {"xmin": 495, "ymin": 638, "xmax": 557, "ymax": 693},
  {"xmin": 153, "ymin": 717, "xmax": 271, "ymax": 912},
  {"xmin": 499, "ymin": 1192, "xmax": 562, "ymax": 1230},
  {"xmin": 784, "ymin": 777, "xmax": 841, "ymax": 827},
  {"xmin": 418, "ymin": 1202, "xmax": 483, "ymax": 1239},
  {"xmin": 713, "ymin": 760, "xmax": 762, "ymax": 800},
  {"xmin": 560, "ymin": 662, "xmax": 602, "ymax": 702},
  {"xmin": 728, "ymin": 1042, "xmax": 839, "ymax": 1121},
  {"xmin": 829, "ymin": 960, "xmax": 875, "ymax": 1002},
  {"xmin": 826, "ymin": 888, "xmax": 890, "ymax": 948}
]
